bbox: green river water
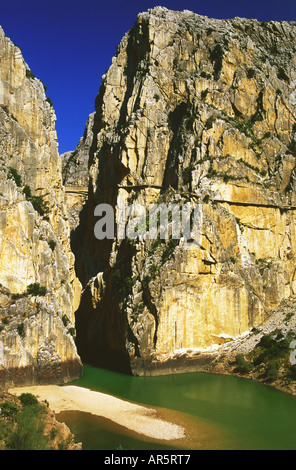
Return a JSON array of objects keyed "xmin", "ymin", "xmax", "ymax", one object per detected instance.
[{"xmin": 57, "ymin": 364, "xmax": 296, "ymax": 450}]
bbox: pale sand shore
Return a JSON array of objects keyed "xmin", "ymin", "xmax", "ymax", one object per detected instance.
[{"xmin": 9, "ymin": 385, "xmax": 186, "ymax": 441}]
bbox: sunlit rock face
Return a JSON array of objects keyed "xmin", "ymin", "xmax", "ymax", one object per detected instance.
[
  {"xmin": 57, "ymin": 8, "xmax": 296, "ymax": 374},
  {"xmin": 0, "ymin": 26, "xmax": 82, "ymax": 386}
]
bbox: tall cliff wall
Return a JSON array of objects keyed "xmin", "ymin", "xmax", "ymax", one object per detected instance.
[
  {"xmin": 2, "ymin": 7, "xmax": 296, "ymax": 382},
  {"xmin": 0, "ymin": 27, "xmax": 82, "ymax": 386},
  {"xmin": 68, "ymin": 7, "xmax": 296, "ymax": 375}
]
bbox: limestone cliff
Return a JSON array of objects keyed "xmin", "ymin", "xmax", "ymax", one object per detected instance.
[
  {"xmin": 0, "ymin": 26, "xmax": 82, "ymax": 386},
  {"xmin": 68, "ymin": 7, "xmax": 296, "ymax": 375},
  {"xmin": 61, "ymin": 113, "xmax": 92, "ymax": 231}
]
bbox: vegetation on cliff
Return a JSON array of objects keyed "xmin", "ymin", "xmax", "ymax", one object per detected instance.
[
  {"xmin": 209, "ymin": 295, "xmax": 296, "ymax": 395},
  {"xmin": 0, "ymin": 391, "xmax": 80, "ymax": 450}
]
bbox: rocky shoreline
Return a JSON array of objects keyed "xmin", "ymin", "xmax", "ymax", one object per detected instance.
[{"xmin": 131, "ymin": 294, "xmax": 296, "ymax": 398}]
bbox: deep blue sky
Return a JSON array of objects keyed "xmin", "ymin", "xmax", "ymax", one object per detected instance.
[{"xmin": 1, "ymin": 0, "xmax": 295, "ymax": 153}]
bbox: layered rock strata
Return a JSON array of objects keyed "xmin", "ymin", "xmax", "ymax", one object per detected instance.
[
  {"xmin": 69, "ymin": 7, "xmax": 296, "ymax": 375},
  {"xmin": 0, "ymin": 27, "xmax": 82, "ymax": 386}
]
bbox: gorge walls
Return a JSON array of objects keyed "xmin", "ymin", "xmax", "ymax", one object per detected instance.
[
  {"xmin": 0, "ymin": 26, "xmax": 82, "ymax": 386},
  {"xmin": 2, "ymin": 6, "xmax": 296, "ymax": 383},
  {"xmin": 68, "ymin": 8, "xmax": 296, "ymax": 374}
]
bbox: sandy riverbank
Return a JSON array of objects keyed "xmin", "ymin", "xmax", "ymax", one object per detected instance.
[{"xmin": 9, "ymin": 384, "xmax": 186, "ymax": 441}]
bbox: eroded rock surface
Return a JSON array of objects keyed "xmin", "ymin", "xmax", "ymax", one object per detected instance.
[
  {"xmin": 69, "ymin": 7, "xmax": 296, "ymax": 374},
  {"xmin": 0, "ymin": 26, "xmax": 82, "ymax": 386},
  {"xmin": 3, "ymin": 6, "xmax": 296, "ymax": 381}
]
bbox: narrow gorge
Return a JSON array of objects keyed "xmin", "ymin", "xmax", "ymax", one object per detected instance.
[{"xmin": 2, "ymin": 7, "xmax": 296, "ymax": 387}]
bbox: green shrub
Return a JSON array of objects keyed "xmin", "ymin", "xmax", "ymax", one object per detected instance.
[
  {"xmin": 251, "ymin": 110, "xmax": 264, "ymax": 123},
  {"xmin": 207, "ymin": 166, "xmax": 217, "ymax": 177},
  {"xmin": 67, "ymin": 327, "xmax": 76, "ymax": 337},
  {"xmin": 5, "ymin": 403, "xmax": 48, "ymax": 450},
  {"xmin": 23, "ymin": 185, "xmax": 32, "ymax": 199},
  {"xmin": 269, "ymin": 337, "xmax": 289, "ymax": 358},
  {"xmin": 113, "ymin": 266, "xmax": 135, "ymax": 297},
  {"xmin": 23, "ymin": 185, "xmax": 50, "ymax": 217},
  {"xmin": 11, "ymin": 283, "xmax": 47, "ymax": 301},
  {"xmin": 131, "ymin": 302, "xmax": 145, "ymax": 322},
  {"xmin": 149, "ymin": 264, "xmax": 160, "ymax": 279},
  {"xmin": 0, "ymin": 401, "xmax": 20, "ymax": 418},
  {"xmin": 123, "ymin": 276, "xmax": 134, "ymax": 291},
  {"xmin": 235, "ymin": 354, "xmax": 252, "ymax": 374},
  {"xmin": 205, "ymin": 115, "xmax": 216, "ymax": 129},
  {"xmin": 265, "ymin": 362, "xmax": 279, "ymax": 382},
  {"xmin": 11, "ymin": 292, "xmax": 25, "ymax": 300},
  {"xmin": 8, "ymin": 167, "xmax": 22, "ymax": 187},
  {"xmin": 62, "ymin": 314, "xmax": 70, "ymax": 327},
  {"xmin": 255, "ymin": 333, "xmax": 291, "ymax": 363},
  {"xmin": 148, "ymin": 238, "xmax": 163, "ymax": 255},
  {"xmin": 253, "ymin": 352, "xmax": 266, "ymax": 366},
  {"xmin": 46, "ymin": 97, "xmax": 54, "ymax": 107},
  {"xmin": 259, "ymin": 334, "xmax": 274, "ymax": 349},
  {"xmin": 19, "ymin": 393, "xmax": 38, "ymax": 407},
  {"xmin": 0, "ymin": 418, "xmax": 13, "ymax": 445},
  {"xmin": 26, "ymin": 69, "xmax": 36, "ymax": 80},
  {"xmin": 30, "ymin": 195, "xmax": 49, "ymax": 216},
  {"xmin": 26, "ymin": 283, "xmax": 47, "ymax": 296}
]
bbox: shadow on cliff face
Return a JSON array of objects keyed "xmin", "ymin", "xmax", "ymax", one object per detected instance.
[
  {"xmin": 70, "ymin": 198, "xmax": 133, "ymax": 374},
  {"xmin": 69, "ymin": 113, "xmax": 133, "ymax": 375},
  {"xmin": 69, "ymin": 21, "xmax": 187, "ymax": 376},
  {"xmin": 74, "ymin": 263, "xmax": 133, "ymax": 375},
  {"xmin": 162, "ymin": 101, "xmax": 189, "ymax": 189}
]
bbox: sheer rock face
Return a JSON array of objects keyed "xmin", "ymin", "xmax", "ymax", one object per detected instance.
[
  {"xmin": 61, "ymin": 113, "xmax": 92, "ymax": 232},
  {"xmin": 70, "ymin": 7, "xmax": 296, "ymax": 375},
  {"xmin": 0, "ymin": 27, "xmax": 82, "ymax": 386}
]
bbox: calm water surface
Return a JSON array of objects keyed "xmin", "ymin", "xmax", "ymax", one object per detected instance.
[{"xmin": 58, "ymin": 364, "xmax": 296, "ymax": 450}]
